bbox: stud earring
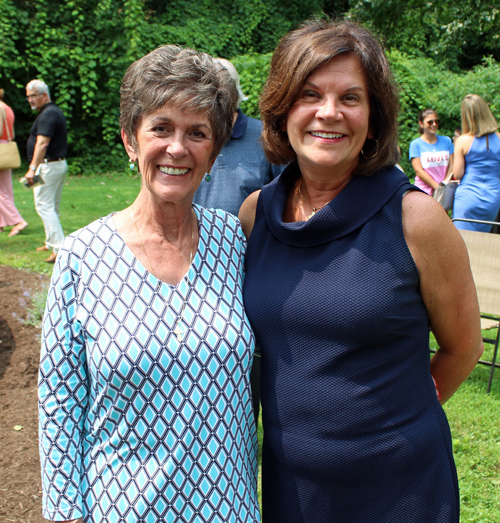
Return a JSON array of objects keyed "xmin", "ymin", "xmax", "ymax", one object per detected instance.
[{"xmin": 205, "ymin": 170, "xmax": 212, "ymax": 182}]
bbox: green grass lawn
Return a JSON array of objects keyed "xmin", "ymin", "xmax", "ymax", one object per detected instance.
[
  {"xmin": 0, "ymin": 166, "xmax": 142, "ymax": 274},
  {"xmin": 439, "ymin": 332, "xmax": 500, "ymax": 522},
  {"xmin": 4, "ymin": 166, "xmax": 500, "ymax": 521}
]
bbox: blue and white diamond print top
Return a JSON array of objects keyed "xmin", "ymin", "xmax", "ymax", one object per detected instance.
[{"xmin": 38, "ymin": 206, "xmax": 260, "ymax": 523}]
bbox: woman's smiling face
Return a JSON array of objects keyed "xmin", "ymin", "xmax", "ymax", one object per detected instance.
[
  {"xmin": 124, "ymin": 103, "xmax": 215, "ymax": 205},
  {"xmin": 420, "ymin": 113, "xmax": 439, "ymax": 135},
  {"xmin": 283, "ymin": 53, "xmax": 371, "ymax": 181}
]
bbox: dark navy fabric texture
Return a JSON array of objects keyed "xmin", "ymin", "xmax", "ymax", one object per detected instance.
[{"xmin": 243, "ymin": 163, "xmax": 459, "ymax": 522}]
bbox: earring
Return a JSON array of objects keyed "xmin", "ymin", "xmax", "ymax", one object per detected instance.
[
  {"xmin": 129, "ymin": 158, "xmax": 136, "ymax": 170},
  {"xmin": 361, "ymin": 138, "xmax": 379, "ymax": 160},
  {"xmin": 205, "ymin": 170, "xmax": 212, "ymax": 182}
]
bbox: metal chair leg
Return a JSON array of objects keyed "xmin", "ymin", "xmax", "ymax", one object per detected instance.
[{"xmin": 486, "ymin": 328, "xmax": 500, "ymax": 393}]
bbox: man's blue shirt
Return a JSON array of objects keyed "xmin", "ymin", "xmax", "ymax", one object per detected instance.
[{"xmin": 193, "ymin": 109, "xmax": 283, "ymax": 217}]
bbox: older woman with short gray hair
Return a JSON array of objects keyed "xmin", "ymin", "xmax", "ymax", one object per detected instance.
[{"xmin": 38, "ymin": 45, "xmax": 260, "ymax": 523}]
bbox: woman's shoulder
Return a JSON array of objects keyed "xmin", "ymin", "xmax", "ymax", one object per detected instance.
[
  {"xmin": 402, "ymin": 189, "xmax": 460, "ymax": 243},
  {"xmin": 194, "ymin": 204, "xmax": 246, "ymax": 242},
  {"xmin": 409, "ymin": 136, "xmax": 424, "ymax": 156},
  {"xmin": 409, "ymin": 136, "xmax": 423, "ymax": 147},
  {"xmin": 402, "ymin": 190, "xmax": 462, "ymax": 267},
  {"xmin": 455, "ymin": 133, "xmax": 475, "ymax": 152},
  {"xmin": 61, "ymin": 214, "xmax": 117, "ymax": 257},
  {"xmin": 50, "ymin": 216, "xmax": 113, "ymax": 281},
  {"xmin": 238, "ymin": 191, "xmax": 261, "ymax": 239},
  {"xmin": 68, "ymin": 213, "xmax": 115, "ymax": 238},
  {"xmin": 0, "ymin": 101, "xmax": 13, "ymax": 113}
]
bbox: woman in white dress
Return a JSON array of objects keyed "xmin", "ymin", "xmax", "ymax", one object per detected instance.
[{"xmin": 38, "ymin": 46, "xmax": 260, "ymax": 523}]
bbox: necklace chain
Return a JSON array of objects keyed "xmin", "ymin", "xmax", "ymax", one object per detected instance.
[
  {"xmin": 298, "ymin": 179, "xmax": 325, "ymax": 219},
  {"xmin": 130, "ymin": 207, "xmax": 195, "ymax": 342}
]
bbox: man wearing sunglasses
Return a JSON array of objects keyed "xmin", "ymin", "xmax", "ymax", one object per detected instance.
[{"xmin": 25, "ymin": 79, "xmax": 68, "ymax": 263}]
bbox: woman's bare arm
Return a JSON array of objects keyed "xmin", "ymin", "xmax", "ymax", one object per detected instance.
[
  {"xmin": 238, "ymin": 190, "xmax": 260, "ymax": 240},
  {"xmin": 445, "ymin": 153, "xmax": 454, "ymax": 180},
  {"xmin": 403, "ymin": 190, "xmax": 484, "ymax": 403},
  {"xmin": 453, "ymin": 135, "xmax": 475, "ymax": 180}
]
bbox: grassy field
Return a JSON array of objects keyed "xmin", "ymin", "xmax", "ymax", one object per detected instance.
[
  {"xmin": 440, "ymin": 332, "xmax": 500, "ymax": 522},
  {"xmin": 0, "ymin": 165, "xmax": 142, "ymax": 274},
  {"xmin": 4, "ymin": 166, "xmax": 500, "ymax": 521}
]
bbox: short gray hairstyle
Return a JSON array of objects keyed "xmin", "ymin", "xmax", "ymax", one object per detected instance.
[
  {"xmin": 26, "ymin": 79, "xmax": 50, "ymax": 98},
  {"xmin": 120, "ymin": 45, "xmax": 238, "ymax": 159},
  {"xmin": 213, "ymin": 58, "xmax": 248, "ymax": 108}
]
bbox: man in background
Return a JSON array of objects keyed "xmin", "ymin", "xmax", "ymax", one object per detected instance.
[
  {"xmin": 25, "ymin": 79, "xmax": 68, "ymax": 263},
  {"xmin": 193, "ymin": 58, "xmax": 283, "ymax": 217}
]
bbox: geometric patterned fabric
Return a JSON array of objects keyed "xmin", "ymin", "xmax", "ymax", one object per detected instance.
[{"xmin": 38, "ymin": 206, "xmax": 260, "ymax": 522}]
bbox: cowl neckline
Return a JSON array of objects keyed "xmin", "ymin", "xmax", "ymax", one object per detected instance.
[{"xmin": 261, "ymin": 162, "xmax": 411, "ymax": 247}]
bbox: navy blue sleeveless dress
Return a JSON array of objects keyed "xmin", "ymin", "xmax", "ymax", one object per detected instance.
[{"xmin": 244, "ymin": 163, "xmax": 459, "ymax": 522}]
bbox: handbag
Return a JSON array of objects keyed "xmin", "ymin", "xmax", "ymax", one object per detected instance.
[
  {"xmin": 0, "ymin": 105, "xmax": 21, "ymax": 170},
  {"xmin": 433, "ymin": 180, "xmax": 459, "ymax": 211}
]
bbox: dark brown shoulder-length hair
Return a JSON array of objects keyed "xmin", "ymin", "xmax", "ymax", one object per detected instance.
[{"xmin": 259, "ymin": 19, "xmax": 400, "ymax": 176}]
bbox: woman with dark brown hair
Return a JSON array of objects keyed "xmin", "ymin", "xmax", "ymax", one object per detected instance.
[{"xmin": 240, "ymin": 19, "xmax": 483, "ymax": 522}]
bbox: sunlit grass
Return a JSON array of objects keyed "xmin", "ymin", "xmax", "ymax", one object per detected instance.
[
  {"xmin": 436, "ymin": 330, "xmax": 500, "ymax": 522},
  {"xmin": 0, "ymin": 165, "xmax": 141, "ymax": 274}
]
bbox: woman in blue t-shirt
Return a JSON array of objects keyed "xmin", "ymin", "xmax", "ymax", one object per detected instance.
[{"xmin": 409, "ymin": 109, "xmax": 454, "ymax": 195}]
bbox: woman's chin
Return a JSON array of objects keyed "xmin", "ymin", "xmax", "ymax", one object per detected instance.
[
  {"xmin": 142, "ymin": 182, "xmax": 196, "ymax": 207},
  {"xmin": 300, "ymin": 155, "xmax": 360, "ymax": 179}
]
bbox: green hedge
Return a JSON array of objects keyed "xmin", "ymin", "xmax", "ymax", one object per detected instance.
[
  {"xmin": 0, "ymin": 0, "xmax": 322, "ymax": 174},
  {"xmin": 390, "ymin": 52, "xmax": 500, "ymax": 174},
  {"xmin": 2, "ymin": 0, "xmax": 499, "ymax": 177}
]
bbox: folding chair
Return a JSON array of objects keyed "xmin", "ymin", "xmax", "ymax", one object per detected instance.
[{"xmin": 453, "ymin": 218, "xmax": 500, "ymax": 393}]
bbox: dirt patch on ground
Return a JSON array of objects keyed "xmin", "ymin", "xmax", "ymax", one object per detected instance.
[{"xmin": 0, "ymin": 266, "xmax": 50, "ymax": 523}]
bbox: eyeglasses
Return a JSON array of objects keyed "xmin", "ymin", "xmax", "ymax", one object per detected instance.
[
  {"xmin": 26, "ymin": 94, "xmax": 42, "ymax": 101},
  {"xmin": 426, "ymin": 119, "xmax": 440, "ymax": 126}
]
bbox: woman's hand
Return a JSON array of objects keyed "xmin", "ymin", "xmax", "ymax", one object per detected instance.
[{"xmin": 403, "ymin": 190, "xmax": 484, "ymax": 403}]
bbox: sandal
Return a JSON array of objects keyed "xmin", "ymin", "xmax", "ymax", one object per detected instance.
[{"xmin": 8, "ymin": 221, "xmax": 28, "ymax": 237}]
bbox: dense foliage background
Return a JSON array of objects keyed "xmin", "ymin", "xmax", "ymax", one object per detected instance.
[{"xmin": 1, "ymin": 0, "xmax": 500, "ymax": 174}]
